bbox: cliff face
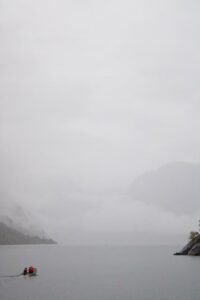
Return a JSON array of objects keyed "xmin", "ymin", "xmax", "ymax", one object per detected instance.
[
  {"xmin": 174, "ymin": 234, "xmax": 200, "ymax": 256},
  {"xmin": 0, "ymin": 222, "xmax": 57, "ymax": 245}
]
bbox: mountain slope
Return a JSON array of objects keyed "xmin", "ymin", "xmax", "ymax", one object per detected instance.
[
  {"xmin": 0, "ymin": 222, "xmax": 57, "ymax": 245},
  {"xmin": 129, "ymin": 162, "xmax": 200, "ymax": 214}
]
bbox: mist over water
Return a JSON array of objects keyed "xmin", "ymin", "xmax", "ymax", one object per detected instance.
[
  {"xmin": 1, "ymin": 0, "xmax": 200, "ymax": 244},
  {"xmin": 1, "ymin": 2, "xmax": 200, "ymax": 299}
]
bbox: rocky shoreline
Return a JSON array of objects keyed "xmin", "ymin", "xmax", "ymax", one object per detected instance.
[{"xmin": 174, "ymin": 233, "xmax": 200, "ymax": 256}]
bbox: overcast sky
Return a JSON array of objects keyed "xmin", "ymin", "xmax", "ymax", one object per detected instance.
[{"xmin": 1, "ymin": 0, "xmax": 200, "ymax": 243}]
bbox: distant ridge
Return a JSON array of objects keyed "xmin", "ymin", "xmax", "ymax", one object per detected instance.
[
  {"xmin": 0, "ymin": 222, "xmax": 57, "ymax": 245},
  {"xmin": 129, "ymin": 162, "xmax": 200, "ymax": 214}
]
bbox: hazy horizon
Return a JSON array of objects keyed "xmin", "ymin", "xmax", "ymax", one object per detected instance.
[{"xmin": 1, "ymin": 0, "xmax": 200, "ymax": 244}]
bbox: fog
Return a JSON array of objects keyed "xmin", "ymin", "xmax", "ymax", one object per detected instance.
[{"xmin": 1, "ymin": 0, "xmax": 200, "ymax": 244}]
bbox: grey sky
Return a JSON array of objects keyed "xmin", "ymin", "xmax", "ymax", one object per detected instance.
[{"xmin": 1, "ymin": 0, "xmax": 200, "ymax": 243}]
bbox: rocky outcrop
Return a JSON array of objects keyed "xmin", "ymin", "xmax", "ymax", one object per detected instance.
[
  {"xmin": 174, "ymin": 234, "xmax": 200, "ymax": 256},
  {"xmin": 188, "ymin": 243, "xmax": 200, "ymax": 255}
]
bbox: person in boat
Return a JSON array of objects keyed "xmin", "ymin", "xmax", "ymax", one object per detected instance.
[
  {"xmin": 23, "ymin": 267, "xmax": 28, "ymax": 275},
  {"xmin": 28, "ymin": 266, "xmax": 34, "ymax": 274}
]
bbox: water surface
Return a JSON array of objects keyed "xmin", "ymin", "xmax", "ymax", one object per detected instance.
[{"xmin": 0, "ymin": 245, "xmax": 199, "ymax": 300}]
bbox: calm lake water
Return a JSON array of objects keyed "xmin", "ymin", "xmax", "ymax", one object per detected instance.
[{"xmin": 0, "ymin": 245, "xmax": 200, "ymax": 300}]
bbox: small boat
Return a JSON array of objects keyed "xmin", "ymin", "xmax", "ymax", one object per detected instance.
[
  {"xmin": 23, "ymin": 267, "xmax": 38, "ymax": 277},
  {"xmin": 27, "ymin": 271, "xmax": 37, "ymax": 277}
]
